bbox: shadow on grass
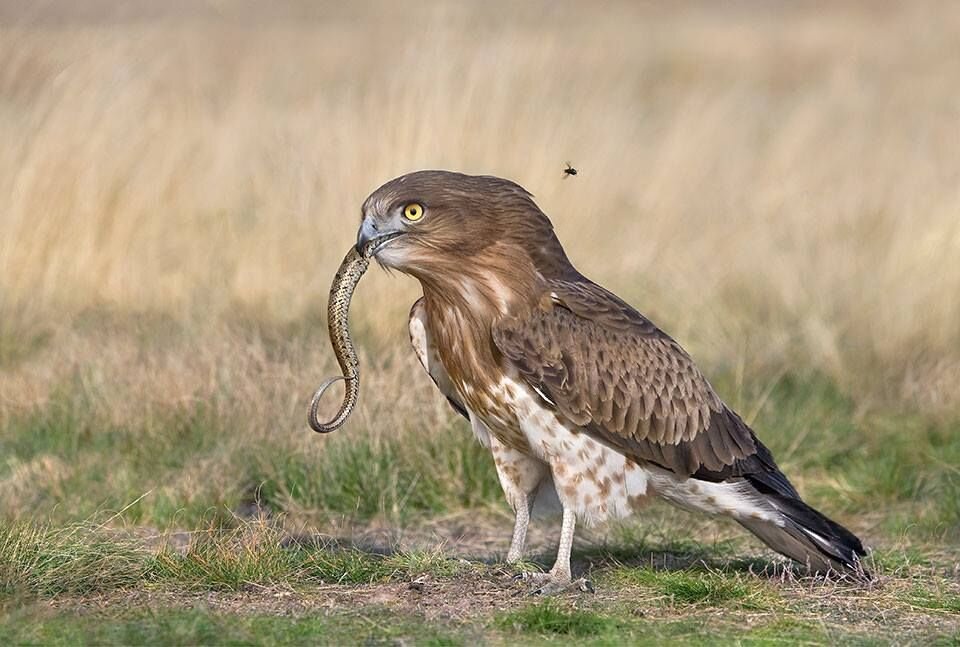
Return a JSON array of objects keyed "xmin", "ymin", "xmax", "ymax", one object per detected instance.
[
  {"xmin": 569, "ymin": 541, "xmax": 795, "ymax": 579},
  {"xmin": 281, "ymin": 519, "xmax": 836, "ymax": 584}
]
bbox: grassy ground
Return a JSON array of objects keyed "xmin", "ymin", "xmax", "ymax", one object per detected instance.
[
  {"xmin": 2, "ymin": 516, "xmax": 959, "ymax": 644},
  {"xmin": 2, "ymin": 343, "xmax": 958, "ymax": 644},
  {"xmin": 2, "ymin": 0, "xmax": 960, "ymax": 644}
]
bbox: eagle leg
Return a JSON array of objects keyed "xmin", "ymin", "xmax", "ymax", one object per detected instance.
[
  {"xmin": 552, "ymin": 504, "xmax": 576, "ymax": 582},
  {"xmin": 506, "ymin": 492, "xmax": 532, "ymax": 564},
  {"xmin": 517, "ymin": 506, "xmax": 594, "ymax": 595},
  {"xmin": 489, "ymin": 437, "xmax": 550, "ymax": 564}
]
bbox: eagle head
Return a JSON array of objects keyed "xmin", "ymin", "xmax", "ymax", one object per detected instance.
[{"xmin": 356, "ymin": 170, "xmax": 574, "ymax": 288}]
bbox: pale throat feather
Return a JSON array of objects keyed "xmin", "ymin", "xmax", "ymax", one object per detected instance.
[{"xmin": 421, "ymin": 269, "xmax": 532, "ymax": 433}]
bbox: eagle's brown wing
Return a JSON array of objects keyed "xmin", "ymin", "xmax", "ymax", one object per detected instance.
[{"xmin": 492, "ymin": 280, "xmax": 773, "ymax": 478}]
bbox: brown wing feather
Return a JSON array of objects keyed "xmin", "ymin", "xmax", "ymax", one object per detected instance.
[{"xmin": 492, "ymin": 280, "xmax": 760, "ymax": 476}]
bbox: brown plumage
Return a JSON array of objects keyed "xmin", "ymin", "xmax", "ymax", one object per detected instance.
[
  {"xmin": 356, "ymin": 170, "xmax": 868, "ymax": 589},
  {"xmin": 493, "ymin": 281, "xmax": 758, "ymax": 476}
]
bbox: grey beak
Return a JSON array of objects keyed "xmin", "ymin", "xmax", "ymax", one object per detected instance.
[{"xmin": 356, "ymin": 216, "xmax": 379, "ymax": 254}]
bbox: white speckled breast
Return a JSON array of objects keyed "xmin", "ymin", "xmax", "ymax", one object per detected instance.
[{"xmin": 492, "ymin": 377, "xmax": 653, "ymax": 525}]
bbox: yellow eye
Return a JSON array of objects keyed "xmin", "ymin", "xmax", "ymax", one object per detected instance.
[{"xmin": 403, "ymin": 203, "xmax": 424, "ymax": 221}]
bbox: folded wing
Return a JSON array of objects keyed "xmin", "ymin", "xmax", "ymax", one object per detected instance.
[{"xmin": 492, "ymin": 280, "xmax": 780, "ymax": 481}]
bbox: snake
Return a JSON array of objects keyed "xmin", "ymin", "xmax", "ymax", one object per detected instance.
[{"xmin": 307, "ymin": 241, "xmax": 376, "ymax": 433}]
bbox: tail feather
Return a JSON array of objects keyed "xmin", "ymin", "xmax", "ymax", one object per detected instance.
[
  {"xmin": 742, "ymin": 474, "xmax": 869, "ymax": 577},
  {"xmin": 685, "ymin": 423, "xmax": 868, "ymax": 576}
]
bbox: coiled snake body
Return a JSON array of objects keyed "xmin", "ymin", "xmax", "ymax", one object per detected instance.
[{"xmin": 308, "ymin": 242, "xmax": 374, "ymax": 433}]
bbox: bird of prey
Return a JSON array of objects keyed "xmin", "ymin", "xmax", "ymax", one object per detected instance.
[{"xmin": 356, "ymin": 170, "xmax": 867, "ymax": 593}]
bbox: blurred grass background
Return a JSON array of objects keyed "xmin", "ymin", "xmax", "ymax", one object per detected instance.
[{"xmin": 0, "ymin": 0, "xmax": 958, "ymax": 543}]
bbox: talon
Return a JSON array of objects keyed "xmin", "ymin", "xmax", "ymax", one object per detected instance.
[
  {"xmin": 514, "ymin": 570, "xmax": 544, "ymax": 583},
  {"xmin": 519, "ymin": 573, "xmax": 593, "ymax": 596},
  {"xmin": 528, "ymin": 580, "xmax": 567, "ymax": 596},
  {"xmin": 577, "ymin": 578, "xmax": 596, "ymax": 594}
]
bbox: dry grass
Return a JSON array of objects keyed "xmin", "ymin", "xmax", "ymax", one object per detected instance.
[{"xmin": 1, "ymin": 0, "xmax": 959, "ymax": 415}]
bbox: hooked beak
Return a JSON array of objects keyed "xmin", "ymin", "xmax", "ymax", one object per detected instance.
[{"xmin": 356, "ymin": 216, "xmax": 404, "ymax": 256}]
